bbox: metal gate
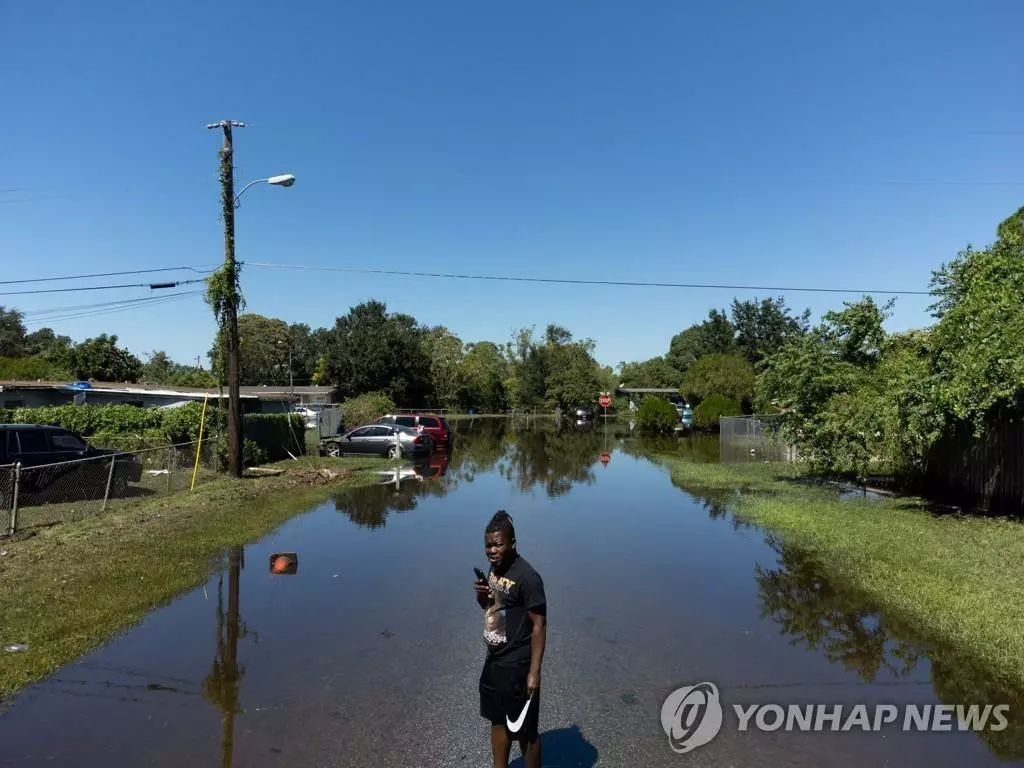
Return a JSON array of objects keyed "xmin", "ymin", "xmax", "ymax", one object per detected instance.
[{"xmin": 719, "ymin": 415, "xmax": 797, "ymax": 463}]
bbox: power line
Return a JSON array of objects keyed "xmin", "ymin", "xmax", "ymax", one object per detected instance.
[
  {"xmin": 0, "ymin": 278, "xmax": 208, "ymax": 297},
  {"xmin": 22, "ymin": 292, "xmax": 202, "ymax": 327},
  {"xmin": 21, "ymin": 293, "xmax": 204, "ymax": 316},
  {"xmin": 245, "ymin": 261, "xmax": 932, "ymax": 296},
  {"xmin": 24, "ymin": 291, "xmax": 202, "ymax": 320},
  {"xmin": 0, "ymin": 266, "xmax": 217, "ymax": 286}
]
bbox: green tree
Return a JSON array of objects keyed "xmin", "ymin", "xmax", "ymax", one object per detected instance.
[
  {"xmin": 422, "ymin": 326, "xmax": 464, "ymax": 407},
  {"xmin": 64, "ymin": 334, "xmax": 143, "ymax": 382},
  {"xmin": 680, "ymin": 352, "xmax": 756, "ymax": 408},
  {"xmin": 22, "ymin": 327, "xmax": 72, "ymax": 360},
  {"xmin": 325, "ymin": 301, "xmax": 431, "ymax": 405},
  {"xmin": 928, "ymin": 227, "xmax": 1024, "ymax": 430},
  {"xmin": 730, "ymin": 296, "xmax": 810, "ymax": 366},
  {"xmin": 545, "ymin": 341, "xmax": 601, "ymax": 411},
  {"xmin": 459, "ymin": 341, "xmax": 508, "ymax": 411},
  {"xmin": 757, "ymin": 297, "xmax": 893, "ymax": 481},
  {"xmin": 666, "ymin": 309, "xmax": 736, "ymax": 373},
  {"xmin": 692, "ymin": 394, "xmax": 743, "ymax": 429},
  {"xmin": 209, "ymin": 313, "xmax": 291, "ymax": 385},
  {"xmin": 0, "ymin": 307, "xmax": 26, "ymax": 357},
  {"xmin": 636, "ymin": 396, "xmax": 678, "ymax": 433},
  {"xmin": 618, "ymin": 356, "xmax": 681, "ymax": 388}
]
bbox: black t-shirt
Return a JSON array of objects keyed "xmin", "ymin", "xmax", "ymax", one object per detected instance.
[{"xmin": 483, "ymin": 555, "xmax": 546, "ymax": 662}]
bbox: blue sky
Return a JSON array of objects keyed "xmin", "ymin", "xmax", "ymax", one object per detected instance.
[{"xmin": 3, "ymin": 0, "xmax": 1023, "ymax": 371}]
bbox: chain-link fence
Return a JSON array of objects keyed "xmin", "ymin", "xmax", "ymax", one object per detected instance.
[
  {"xmin": 1, "ymin": 438, "xmax": 221, "ymax": 536},
  {"xmin": 720, "ymin": 415, "xmax": 799, "ymax": 463}
]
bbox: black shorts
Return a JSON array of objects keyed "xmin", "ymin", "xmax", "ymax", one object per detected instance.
[{"xmin": 479, "ymin": 654, "xmax": 540, "ymax": 741}]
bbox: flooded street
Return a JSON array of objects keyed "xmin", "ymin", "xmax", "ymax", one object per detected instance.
[{"xmin": 2, "ymin": 419, "xmax": 1022, "ymax": 767}]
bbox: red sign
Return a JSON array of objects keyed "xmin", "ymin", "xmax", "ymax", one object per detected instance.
[
  {"xmin": 600, "ymin": 452, "xmax": 611, "ymax": 465},
  {"xmin": 598, "ymin": 394, "xmax": 612, "ymax": 409}
]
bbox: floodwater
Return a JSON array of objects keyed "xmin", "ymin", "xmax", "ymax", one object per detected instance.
[{"xmin": 2, "ymin": 419, "xmax": 1023, "ymax": 767}]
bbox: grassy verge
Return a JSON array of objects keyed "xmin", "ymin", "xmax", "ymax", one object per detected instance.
[
  {"xmin": 660, "ymin": 458, "xmax": 1024, "ymax": 692},
  {"xmin": 0, "ymin": 457, "xmax": 383, "ymax": 697}
]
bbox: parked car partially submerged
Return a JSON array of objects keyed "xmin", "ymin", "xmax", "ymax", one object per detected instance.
[
  {"xmin": 320, "ymin": 423, "xmax": 432, "ymax": 459},
  {"xmin": 376, "ymin": 414, "xmax": 452, "ymax": 448}
]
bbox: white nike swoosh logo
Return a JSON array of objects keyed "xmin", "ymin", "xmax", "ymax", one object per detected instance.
[{"xmin": 506, "ymin": 696, "xmax": 532, "ymax": 732}]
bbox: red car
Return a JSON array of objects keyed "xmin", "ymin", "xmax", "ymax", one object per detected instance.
[{"xmin": 376, "ymin": 414, "xmax": 452, "ymax": 449}]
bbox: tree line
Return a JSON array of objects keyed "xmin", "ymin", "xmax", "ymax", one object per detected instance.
[{"xmin": 3, "ymin": 203, "xmax": 1019, "ymax": 461}]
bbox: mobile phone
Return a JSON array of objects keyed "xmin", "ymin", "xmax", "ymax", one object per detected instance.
[{"xmin": 474, "ymin": 567, "xmax": 488, "ymax": 584}]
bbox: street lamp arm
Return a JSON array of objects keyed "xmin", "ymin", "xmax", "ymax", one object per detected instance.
[
  {"xmin": 233, "ymin": 174, "xmax": 296, "ymax": 208},
  {"xmin": 233, "ymin": 179, "xmax": 268, "ymax": 208}
]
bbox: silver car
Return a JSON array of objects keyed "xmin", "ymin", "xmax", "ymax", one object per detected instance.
[{"xmin": 322, "ymin": 423, "xmax": 433, "ymax": 459}]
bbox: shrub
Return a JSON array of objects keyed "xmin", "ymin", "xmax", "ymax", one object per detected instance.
[
  {"xmin": 4, "ymin": 403, "xmax": 223, "ymax": 444},
  {"xmin": 342, "ymin": 392, "xmax": 395, "ymax": 429},
  {"xmin": 636, "ymin": 396, "xmax": 678, "ymax": 433},
  {"xmin": 693, "ymin": 394, "xmax": 743, "ymax": 430},
  {"xmin": 218, "ymin": 438, "xmax": 268, "ymax": 471},
  {"xmin": 242, "ymin": 413, "xmax": 307, "ymax": 462}
]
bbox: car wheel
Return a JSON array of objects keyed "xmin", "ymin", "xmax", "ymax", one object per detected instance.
[
  {"xmin": 324, "ymin": 442, "xmax": 341, "ymax": 457},
  {"xmin": 386, "ymin": 445, "xmax": 400, "ymax": 459}
]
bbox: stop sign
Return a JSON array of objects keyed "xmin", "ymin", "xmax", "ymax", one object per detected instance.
[
  {"xmin": 600, "ymin": 452, "xmax": 611, "ymax": 465},
  {"xmin": 598, "ymin": 394, "xmax": 612, "ymax": 409}
]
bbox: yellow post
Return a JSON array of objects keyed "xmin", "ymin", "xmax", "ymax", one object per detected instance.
[{"xmin": 191, "ymin": 394, "xmax": 210, "ymax": 491}]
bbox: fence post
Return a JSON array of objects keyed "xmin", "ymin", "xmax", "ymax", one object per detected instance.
[
  {"xmin": 101, "ymin": 454, "xmax": 117, "ymax": 511},
  {"xmin": 166, "ymin": 446, "xmax": 172, "ymax": 493},
  {"xmin": 9, "ymin": 463, "xmax": 21, "ymax": 536}
]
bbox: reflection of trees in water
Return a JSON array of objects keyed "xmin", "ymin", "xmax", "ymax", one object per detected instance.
[
  {"xmin": 501, "ymin": 425, "xmax": 604, "ymax": 498},
  {"xmin": 757, "ymin": 536, "xmax": 1024, "ymax": 760},
  {"xmin": 756, "ymin": 536, "xmax": 921, "ymax": 681},
  {"xmin": 616, "ymin": 431, "xmax": 721, "ymax": 463},
  {"xmin": 333, "ymin": 476, "xmax": 438, "ymax": 529},
  {"xmin": 333, "ymin": 420, "xmax": 615, "ymax": 527},
  {"xmin": 446, "ymin": 420, "xmax": 508, "ymax": 481}
]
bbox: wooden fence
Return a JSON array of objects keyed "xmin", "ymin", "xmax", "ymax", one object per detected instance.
[{"xmin": 923, "ymin": 416, "xmax": 1024, "ymax": 515}]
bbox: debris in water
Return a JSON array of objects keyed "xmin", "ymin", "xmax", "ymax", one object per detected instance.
[
  {"xmin": 5, "ymin": 644, "xmax": 28, "ymax": 653},
  {"xmin": 381, "ymin": 629, "xmax": 394, "ymax": 639},
  {"xmin": 0, "ymin": 550, "xmax": 8, "ymax": 557}
]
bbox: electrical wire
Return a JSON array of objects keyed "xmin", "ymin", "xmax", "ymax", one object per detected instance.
[
  {"xmin": 245, "ymin": 262, "xmax": 932, "ymax": 296},
  {"xmin": 21, "ymin": 293, "xmax": 204, "ymax": 317},
  {"xmin": 22, "ymin": 292, "xmax": 203, "ymax": 327},
  {"xmin": 0, "ymin": 266, "xmax": 217, "ymax": 286},
  {"xmin": 0, "ymin": 278, "xmax": 208, "ymax": 297}
]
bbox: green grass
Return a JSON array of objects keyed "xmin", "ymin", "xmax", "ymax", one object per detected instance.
[
  {"xmin": 0, "ymin": 457, "xmax": 383, "ymax": 697},
  {"xmin": 660, "ymin": 457, "xmax": 1024, "ymax": 692}
]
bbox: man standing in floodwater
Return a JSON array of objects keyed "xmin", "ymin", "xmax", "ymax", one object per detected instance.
[{"xmin": 474, "ymin": 510, "xmax": 547, "ymax": 768}]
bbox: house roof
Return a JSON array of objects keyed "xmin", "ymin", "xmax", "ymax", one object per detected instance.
[{"xmin": 0, "ymin": 379, "xmax": 314, "ymax": 401}]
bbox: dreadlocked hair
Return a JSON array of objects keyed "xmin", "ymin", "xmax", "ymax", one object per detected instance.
[{"xmin": 486, "ymin": 510, "xmax": 515, "ymax": 540}]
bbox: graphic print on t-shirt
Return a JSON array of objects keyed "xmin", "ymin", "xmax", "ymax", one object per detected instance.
[{"xmin": 484, "ymin": 571, "xmax": 516, "ymax": 647}]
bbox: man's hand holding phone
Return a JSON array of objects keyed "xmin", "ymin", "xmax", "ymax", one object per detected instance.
[{"xmin": 474, "ymin": 567, "xmax": 492, "ymax": 608}]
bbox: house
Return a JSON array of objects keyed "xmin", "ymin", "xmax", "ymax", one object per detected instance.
[{"xmin": 0, "ymin": 379, "xmax": 327, "ymax": 413}]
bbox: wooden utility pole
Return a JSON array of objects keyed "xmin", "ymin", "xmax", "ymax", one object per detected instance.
[{"xmin": 207, "ymin": 120, "xmax": 245, "ymax": 477}]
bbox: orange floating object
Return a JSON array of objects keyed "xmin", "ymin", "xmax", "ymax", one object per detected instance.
[{"xmin": 269, "ymin": 552, "xmax": 298, "ymax": 575}]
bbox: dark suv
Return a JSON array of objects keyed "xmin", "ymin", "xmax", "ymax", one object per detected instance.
[
  {"xmin": 376, "ymin": 414, "xmax": 452, "ymax": 448},
  {"xmin": 0, "ymin": 424, "xmax": 143, "ymax": 495}
]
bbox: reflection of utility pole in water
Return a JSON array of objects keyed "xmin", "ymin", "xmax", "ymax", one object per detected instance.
[{"xmin": 203, "ymin": 546, "xmax": 245, "ymax": 768}]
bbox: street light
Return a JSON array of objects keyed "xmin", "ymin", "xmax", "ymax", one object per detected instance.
[
  {"xmin": 207, "ymin": 118, "xmax": 295, "ymax": 478},
  {"xmin": 234, "ymin": 174, "xmax": 296, "ymax": 208}
]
